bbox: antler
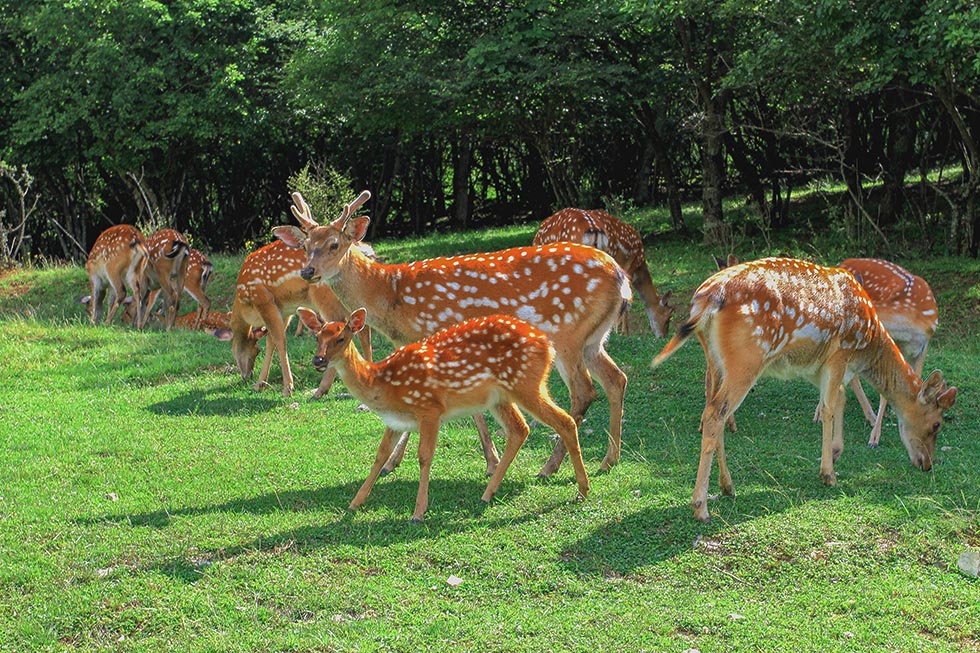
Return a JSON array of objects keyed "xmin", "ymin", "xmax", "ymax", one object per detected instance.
[
  {"xmin": 290, "ymin": 192, "xmax": 318, "ymax": 232},
  {"xmin": 340, "ymin": 190, "xmax": 371, "ymax": 225}
]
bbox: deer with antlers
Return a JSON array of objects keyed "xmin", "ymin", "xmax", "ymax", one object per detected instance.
[
  {"xmin": 533, "ymin": 208, "xmax": 674, "ymax": 337},
  {"xmin": 137, "ymin": 228, "xmax": 191, "ymax": 330},
  {"xmin": 229, "ymin": 239, "xmax": 372, "ymax": 399},
  {"xmin": 274, "ymin": 191, "xmax": 630, "ymax": 479},
  {"xmin": 652, "ymin": 257, "xmax": 956, "ymax": 523},
  {"xmin": 297, "ymin": 307, "xmax": 590, "ymax": 522},
  {"xmin": 85, "ymin": 225, "xmax": 150, "ymax": 326}
]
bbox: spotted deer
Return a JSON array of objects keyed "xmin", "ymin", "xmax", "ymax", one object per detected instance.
[
  {"xmin": 533, "ymin": 208, "xmax": 673, "ymax": 337},
  {"xmin": 174, "ymin": 309, "xmax": 232, "ymax": 340},
  {"xmin": 297, "ymin": 307, "xmax": 590, "ymax": 522},
  {"xmin": 274, "ymin": 191, "xmax": 630, "ymax": 479},
  {"xmin": 229, "ymin": 239, "xmax": 372, "ymax": 398},
  {"xmin": 651, "ymin": 257, "xmax": 956, "ymax": 523},
  {"xmin": 139, "ymin": 228, "xmax": 191, "ymax": 330},
  {"xmin": 836, "ymin": 258, "xmax": 939, "ymax": 447},
  {"xmin": 85, "ymin": 225, "xmax": 150, "ymax": 326},
  {"xmin": 180, "ymin": 248, "xmax": 214, "ymax": 329}
]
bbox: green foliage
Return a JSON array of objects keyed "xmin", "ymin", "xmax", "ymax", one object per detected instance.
[{"xmin": 286, "ymin": 162, "xmax": 355, "ymax": 224}]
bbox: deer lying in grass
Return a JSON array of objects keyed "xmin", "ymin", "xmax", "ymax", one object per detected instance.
[
  {"xmin": 652, "ymin": 257, "xmax": 956, "ymax": 523},
  {"xmin": 297, "ymin": 307, "xmax": 590, "ymax": 522}
]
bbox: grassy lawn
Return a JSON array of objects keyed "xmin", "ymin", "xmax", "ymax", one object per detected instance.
[{"xmin": 0, "ymin": 218, "xmax": 978, "ymax": 651}]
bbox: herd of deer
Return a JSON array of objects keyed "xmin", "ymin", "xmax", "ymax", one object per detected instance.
[{"xmin": 83, "ymin": 192, "xmax": 958, "ymax": 523}]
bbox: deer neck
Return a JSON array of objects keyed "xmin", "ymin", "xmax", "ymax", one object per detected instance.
[
  {"xmin": 329, "ymin": 341, "xmax": 380, "ymax": 404},
  {"xmin": 856, "ymin": 328, "xmax": 922, "ymax": 416},
  {"xmin": 328, "ymin": 247, "xmax": 416, "ymax": 346}
]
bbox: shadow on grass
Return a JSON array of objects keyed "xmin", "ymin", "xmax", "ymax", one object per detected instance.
[{"xmin": 144, "ymin": 382, "xmax": 282, "ymax": 416}]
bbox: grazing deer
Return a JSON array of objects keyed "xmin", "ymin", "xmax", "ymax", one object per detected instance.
[
  {"xmin": 533, "ymin": 208, "xmax": 673, "ymax": 337},
  {"xmin": 181, "ymin": 248, "xmax": 214, "ymax": 329},
  {"xmin": 229, "ymin": 239, "xmax": 372, "ymax": 398},
  {"xmin": 85, "ymin": 225, "xmax": 150, "ymax": 326},
  {"xmin": 836, "ymin": 258, "xmax": 939, "ymax": 447},
  {"xmin": 297, "ymin": 307, "xmax": 590, "ymax": 522},
  {"xmin": 274, "ymin": 191, "xmax": 630, "ymax": 479},
  {"xmin": 651, "ymin": 257, "xmax": 956, "ymax": 523},
  {"xmin": 139, "ymin": 228, "xmax": 191, "ymax": 330}
]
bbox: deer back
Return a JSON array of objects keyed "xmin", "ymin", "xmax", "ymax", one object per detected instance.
[{"xmin": 839, "ymin": 258, "xmax": 938, "ymax": 361}]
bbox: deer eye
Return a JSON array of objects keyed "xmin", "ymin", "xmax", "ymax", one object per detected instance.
[
  {"xmin": 329, "ymin": 242, "xmax": 339, "ymax": 251},
  {"xmin": 932, "ymin": 422, "xmax": 941, "ymax": 433},
  {"xmin": 335, "ymin": 336, "xmax": 345, "ymax": 344}
]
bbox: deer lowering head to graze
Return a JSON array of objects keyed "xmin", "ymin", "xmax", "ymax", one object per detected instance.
[
  {"xmin": 836, "ymin": 258, "xmax": 939, "ymax": 447},
  {"xmin": 85, "ymin": 225, "xmax": 150, "ymax": 327},
  {"xmin": 274, "ymin": 191, "xmax": 631, "ymax": 479},
  {"xmin": 297, "ymin": 307, "xmax": 590, "ymax": 522},
  {"xmin": 139, "ymin": 228, "xmax": 191, "ymax": 331},
  {"xmin": 181, "ymin": 248, "xmax": 214, "ymax": 329},
  {"xmin": 651, "ymin": 257, "xmax": 956, "ymax": 523},
  {"xmin": 229, "ymin": 239, "xmax": 372, "ymax": 398},
  {"xmin": 534, "ymin": 208, "xmax": 673, "ymax": 337}
]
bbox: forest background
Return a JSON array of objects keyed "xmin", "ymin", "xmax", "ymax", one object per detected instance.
[{"xmin": 2, "ymin": 0, "xmax": 980, "ymax": 262}]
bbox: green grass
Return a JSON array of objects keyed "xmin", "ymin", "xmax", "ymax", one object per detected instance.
[{"xmin": 0, "ymin": 224, "xmax": 978, "ymax": 652}]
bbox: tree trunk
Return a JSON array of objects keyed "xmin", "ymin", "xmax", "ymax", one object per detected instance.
[
  {"xmin": 451, "ymin": 135, "xmax": 473, "ymax": 230},
  {"xmin": 700, "ymin": 95, "xmax": 730, "ymax": 246}
]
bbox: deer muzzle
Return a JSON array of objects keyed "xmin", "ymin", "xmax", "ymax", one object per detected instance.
[{"xmin": 300, "ymin": 267, "xmax": 319, "ymax": 282}]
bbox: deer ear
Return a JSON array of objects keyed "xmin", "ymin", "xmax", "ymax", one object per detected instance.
[
  {"xmin": 920, "ymin": 370, "xmax": 946, "ymax": 402},
  {"xmin": 249, "ymin": 326, "xmax": 269, "ymax": 341},
  {"xmin": 296, "ymin": 307, "xmax": 324, "ymax": 333},
  {"xmin": 344, "ymin": 216, "xmax": 371, "ymax": 243},
  {"xmin": 937, "ymin": 386, "xmax": 957, "ymax": 410},
  {"xmin": 348, "ymin": 308, "xmax": 368, "ymax": 333},
  {"xmin": 273, "ymin": 226, "xmax": 307, "ymax": 249},
  {"xmin": 80, "ymin": 295, "xmax": 92, "ymax": 304}
]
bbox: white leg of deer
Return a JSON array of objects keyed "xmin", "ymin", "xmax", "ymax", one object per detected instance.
[
  {"xmin": 868, "ymin": 395, "xmax": 887, "ymax": 447},
  {"xmin": 349, "ymin": 427, "xmax": 401, "ymax": 512},
  {"xmin": 381, "ymin": 432, "xmax": 410, "ymax": 476},
  {"xmin": 412, "ymin": 416, "xmax": 440, "ymax": 523},
  {"xmin": 482, "ymin": 403, "xmax": 531, "ymax": 502},
  {"xmin": 848, "ymin": 376, "xmax": 878, "ymax": 426},
  {"xmin": 832, "ymin": 386, "xmax": 845, "ymax": 463}
]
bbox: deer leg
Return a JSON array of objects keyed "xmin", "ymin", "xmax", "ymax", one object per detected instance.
[
  {"xmin": 694, "ymin": 404, "xmax": 724, "ymax": 523},
  {"xmin": 412, "ymin": 416, "xmax": 440, "ymax": 523},
  {"xmin": 818, "ymin": 382, "xmax": 843, "ymax": 486},
  {"xmin": 588, "ymin": 348, "xmax": 627, "ymax": 472},
  {"xmin": 103, "ymin": 283, "xmax": 124, "ymax": 325},
  {"xmin": 349, "ymin": 427, "xmax": 401, "ymax": 512},
  {"xmin": 867, "ymin": 395, "xmax": 887, "ymax": 447},
  {"xmin": 716, "ymin": 428, "xmax": 733, "ymax": 496},
  {"xmin": 848, "ymin": 376, "xmax": 878, "ymax": 426},
  {"xmin": 312, "ymin": 367, "xmax": 338, "ymax": 400},
  {"xmin": 538, "ymin": 353, "xmax": 595, "ymax": 478},
  {"xmin": 193, "ymin": 294, "xmax": 211, "ymax": 330},
  {"xmin": 254, "ymin": 294, "xmax": 292, "ymax": 396},
  {"xmin": 482, "ymin": 403, "xmax": 530, "ymax": 502},
  {"xmin": 524, "ymin": 393, "xmax": 590, "ymax": 500},
  {"xmin": 832, "ymin": 387, "xmax": 845, "ymax": 463},
  {"xmin": 381, "ymin": 432, "xmax": 411, "ymax": 476},
  {"xmin": 473, "ymin": 414, "xmax": 500, "ymax": 476},
  {"xmin": 89, "ymin": 280, "xmax": 106, "ymax": 325}
]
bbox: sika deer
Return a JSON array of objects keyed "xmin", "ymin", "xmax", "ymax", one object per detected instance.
[
  {"xmin": 274, "ymin": 191, "xmax": 630, "ymax": 479},
  {"xmin": 85, "ymin": 225, "xmax": 150, "ymax": 326},
  {"xmin": 533, "ymin": 208, "xmax": 673, "ymax": 336},
  {"xmin": 297, "ymin": 307, "xmax": 590, "ymax": 522},
  {"xmin": 838, "ymin": 258, "xmax": 938, "ymax": 447},
  {"xmin": 229, "ymin": 240, "xmax": 372, "ymax": 398},
  {"xmin": 651, "ymin": 257, "xmax": 956, "ymax": 523},
  {"xmin": 139, "ymin": 228, "xmax": 191, "ymax": 330}
]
